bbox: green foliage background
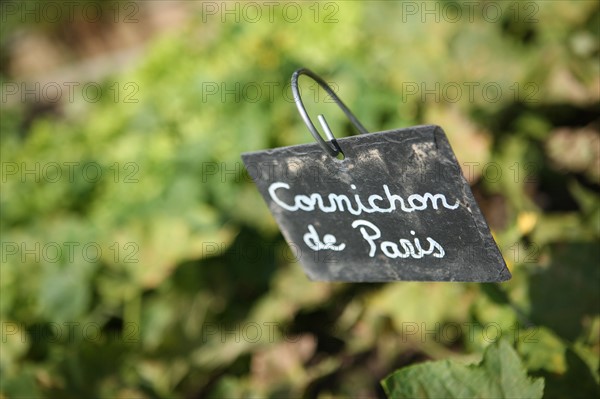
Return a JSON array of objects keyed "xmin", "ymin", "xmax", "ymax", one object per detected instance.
[{"xmin": 1, "ymin": 1, "xmax": 599, "ymax": 397}]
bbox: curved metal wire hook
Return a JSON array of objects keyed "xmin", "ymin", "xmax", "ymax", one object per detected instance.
[{"xmin": 291, "ymin": 68, "xmax": 368, "ymax": 157}]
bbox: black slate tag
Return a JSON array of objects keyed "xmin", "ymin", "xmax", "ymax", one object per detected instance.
[{"xmin": 241, "ymin": 125, "xmax": 510, "ymax": 282}]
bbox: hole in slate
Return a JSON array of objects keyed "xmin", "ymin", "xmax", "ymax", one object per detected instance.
[{"xmin": 335, "ymin": 151, "xmax": 345, "ymax": 161}]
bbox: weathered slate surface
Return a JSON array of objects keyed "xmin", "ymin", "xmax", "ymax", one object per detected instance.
[{"xmin": 242, "ymin": 125, "xmax": 511, "ymax": 282}]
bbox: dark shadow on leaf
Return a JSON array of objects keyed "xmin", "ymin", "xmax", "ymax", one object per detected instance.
[
  {"xmin": 528, "ymin": 242, "xmax": 600, "ymax": 341},
  {"xmin": 531, "ymin": 348, "xmax": 600, "ymax": 399},
  {"xmin": 172, "ymin": 225, "xmax": 281, "ymax": 324}
]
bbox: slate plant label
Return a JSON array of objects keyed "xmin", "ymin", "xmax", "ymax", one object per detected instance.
[{"xmin": 242, "ymin": 125, "xmax": 511, "ymax": 282}]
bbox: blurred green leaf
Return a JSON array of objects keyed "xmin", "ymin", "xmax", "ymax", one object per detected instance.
[{"xmin": 381, "ymin": 340, "xmax": 544, "ymax": 399}]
